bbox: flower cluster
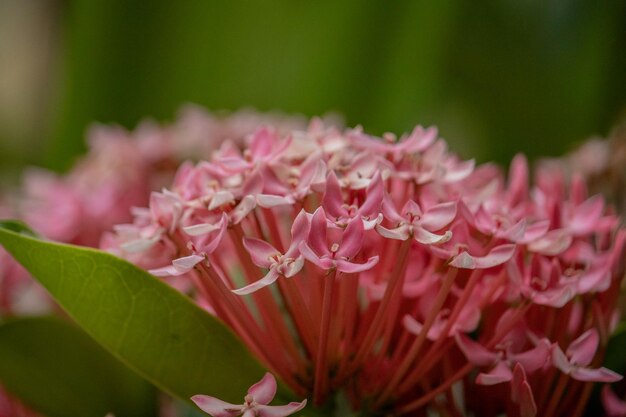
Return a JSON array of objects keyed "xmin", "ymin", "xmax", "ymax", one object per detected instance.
[
  {"xmin": 0, "ymin": 106, "xmax": 314, "ymax": 316},
  {"xmin": 0, "ymin": 107, "xmax": 318, "ymax": 417},
  {"xmin": 105, "ymin": 121, "xmax": 626, "ymax": 416}
]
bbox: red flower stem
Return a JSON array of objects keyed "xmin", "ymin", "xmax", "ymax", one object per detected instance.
[
  {"xmin": 384, "ymin": 278, "xmax": 432, "ymax": 373},
  {"xmin": 486, "ymin": 302, "xmax": 531, "ymax": 347},
  {"xmin": 189, "ymin": 271, "xmax": 233, "ymax": 326},
  {"xmin": 305, "ymin": 264, "xmax": 323, "ymax": 323},
  {"xmin": 400, "ymin": 270, "xmax": 484, "ymax": 389},
  {"xmin": 260, "ymin": 206, "xmax": 318, "ymax": 358},
  {"xmin": 397, "ymin": 301, "xmax": 531, "ymax": 414},
  {"xmin": 570, "ymin": 382, "xmax": 594, "ymax": 417},
  {"xmin": 346, "ymin": 239, "xmax": 411, "ymax": 375},
  {"xmin": 568, "ymin": 347, "xmax": 608, "ymax": 417},
  {"xmin": 313, "ymin": 269, "xmax": 337, "ymax": 406},
  {"xmin": 477, "ymin": 270, "xmax": 508, "ymax": 308},
  {"xmin": 592, "ymin": 300, "xmax": 609, "ymax": 345},
  {"xmin": 229, "ymin": 225, "xmax": 304, "ymax": 372},
  {"xmin": 442, "ymin": 355, "xmax": 465, "ymax": 417},
  {"xmin": 339, "ymin": 273, "xmax": 359, "ymax": 355},
  {"xmin": 396, "ymin": 338, "xmax": 456, "ymax": 396},
  {"xmin": 377, "ymin": 267, "xmax": 458, "ymax": 405},
  {"xmin": 396, "ymin": 363, "xmax": 474, "ymax": 415},
  {"xmin": 376, "ymin": 236, "xmax": 401, "ymax": 284},
  {"xmin": 202, "ymin": 260, "xmax": 306, "ymax": 394},
  {"xmin": 261, "ymin": 207, "xmax": 286, "ymax": 252},
  {"xmin": 169, "ymin": 231, "xmax": 268, "ymax": 362},
  {"xmin": 553, "ymin": 302, "xmax": 573, "ymax": 344},
  {"xmin": 535, "ymin": 366, "xmax": 558, "ymax": 411},
  {"xmin": 250, "ymin": 210, "xmax": 266, "ymax": 241},
  {"xmin": 193, "ymin": 270, "xmax": 268, "ymax": 361},
  {"xmin": 543, "ymin": 372, "xmax": 569, "ymax": 417},
  {"xmin": 277, "ymin": 277, "xmax": 317, "ymax": 358},
  {"xmin": 327, "ymin": 274, "xmax": 351, "ymax": 374},
  {"xmin": 195, "ymin": 262, "xmax": 273, "ymax": 367}
]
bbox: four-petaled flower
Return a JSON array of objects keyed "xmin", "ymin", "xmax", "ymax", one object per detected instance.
[
  {"xmin": 299, "ymin": 208, "xmax": 379, "ymax": 273},
  {"xmin": 234, "ymin": 210, "xmax": 310, "ymax": 295},
  {"xmin": 552, "ymin": 329, "xmax": 622, "ymax": 382},
  {"xmin": 376, "ymin": 198, "xmax": 456, "ymax": 244},
  {"xmin": 192, "ymin": 373, "xmax": 307, "ymax": 417}
]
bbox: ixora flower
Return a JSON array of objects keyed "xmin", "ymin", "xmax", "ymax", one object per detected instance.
[
  {"xmin": 0, "ymin": 108, "xmax": 323, "ymax": 415},
  {"xmin": 103, "ymin": 118, "xmax": 626, "ymax": 417},
  {"xmin": 192, "ymin": 373, "xmax": 307, "ymax": 417}
]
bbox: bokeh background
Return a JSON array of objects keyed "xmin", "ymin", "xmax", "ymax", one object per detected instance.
[{"xmin": 1, "ymin": 0, "xmax": 625, "ymax": 176}]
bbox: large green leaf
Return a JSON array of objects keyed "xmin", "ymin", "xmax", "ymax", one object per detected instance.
[
  {"xmin": 0, "ymin": 316, "xmax": 156, "ymax": 417},
  {"xmin": 0, "ymin": 221, "xmax": 266, "ymax": 404}
]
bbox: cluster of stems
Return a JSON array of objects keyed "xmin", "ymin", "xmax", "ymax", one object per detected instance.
[{"xmin": 105, "ymin": 122, "xmax": 626, "ymax": 416}]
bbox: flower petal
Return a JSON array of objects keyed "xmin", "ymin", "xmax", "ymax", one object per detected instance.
[
  {"xmin": 511, "ymin": 339, "xmax": 551, "ymax": 373},
  {"xmin": 120, "ymin": 234, "xmax": 161, "ymax": 253},
  {"xmin": 455, "ymin": 333, "xmax": 498, "ymax": 366},
  {"xmin": 231, "ymin": 195, "xmax": 257, "ymax": 224},
  {"xmin": 528, "ymin": 230, "xmax": 572, "ymax": 256},
  {"xmin": 243, "ymin": 237, "xmax": 280, "ymax": 268},
  {"xmin": 335, "ymin": 256, "xmax": 379, "ymax": 274},
  {"xmin": 149, "ymin": 265, "xmax": 186, "ymax": 277},
  {"xmin": 337, "ymin": 216, "xmax": 364, "ymax": 258},
  {"xmin": 359, "ymin": 171, "xmax": 384, "ymax": 217},
  {"xmin": 256, "ymin": 399, "xmax": 306, "ymax": 417},
  {"xmin": 299, "ymin": 241, "xmax": 333, "ymax": 270},
  {"xmin": 376, "ymin": 224, "xmax": 410, "ymax": 241},
  {"xmin": 232, "ymin": 269, "xmax": 280, "ymax": 296},
  {"xmin": 248, "ymin": 372, "xmax": 277, "ymax": 405},
  {"xmin": 183, "ymin": 222, "xmax": 223, "ymax": 237},
  {"xmin": 322, "ymin": 171, "xmax": 345, "ymax": 219},
  {"xmin": 570, "ymin": 367, "xmax": 622, "ymax": 383},
  {"xmin": 569, "ymin": 195, "xmax": 604, "ymax": 236},
  {"xmin": 567, "ymin": 329, "xmax": 599, "ymax": 367},
  {"xmin": 208, "ymin": 190, "xmax": 235, "ymax": 210},
  {"xmin": 413, "ymin": 227, "xmax": 451, "ymax": 245},
  {"xmin": 601, "ymin": 385, "xmax": 626, "ymax": 416},
  {"xmin": 256, "ymin": 194, "xmax": 294, "ymax": 208},
  {"xmin": 255, "ymin": 400, "xmax": 307, "ymax": 417},
  {"xmin": 291, "ymin": 209, "xmax": 311, "ymax": 246},
  {"xmin": 191, "ymin": 395, "xmax": 243, "ymax": 417},
  {"xmin": 283, "ymin": 256, "xmax": 304, "ymax": 278},
  {"xmin": 517, "ymin": 380, "xmax": 537, "ymax": 417},
  {"xmin": 201, "ymin": 213, "xmax": 229, "ymax": 254},
  {"xmin": 173, "ymin": 254, "xmax": 205, "ymax": 270},
  {"xmin": 420, "ymin": 201, "xmax": 457, "ymax": 231},
  {"xmin": 307, "ymin": 208, "xmax": 330, "ymax": 256},
  {"xmin": 450, "ymin": 244, "xmax": 516, "ymax": 269},
  {"xmin": 476, "ymin": 361, "xmax": 513, "ymax": 385},
  {"xmin": 552, "ymin": 345, "xmax": 573, "ymax": 374}
]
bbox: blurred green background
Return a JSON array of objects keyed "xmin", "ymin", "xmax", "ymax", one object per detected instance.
[{"xmin": 0, "ymin": 0, "xmax": 625, "ymax": 174}]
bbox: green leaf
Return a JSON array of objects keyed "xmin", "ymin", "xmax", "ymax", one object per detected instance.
[
  {"xmin": 0, "ymin": 316, "xmax": 156, "ymax": 417},
  {"xmin": 605, "ymin": 321, "xmax": 626, "ymax": 374},
  {"xmin": 0, "ymin": 221, "xmax": 267, "ymax": 404},
  {"xmin": 0, "ymin": 220, "xmax": 37, "ymax": 237}
]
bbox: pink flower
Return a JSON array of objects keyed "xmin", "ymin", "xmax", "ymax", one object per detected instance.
[
  {"xmin": 191, "ymin": 373, "xmax": 307, "ymax": 417},
  {"xmin": 510, "ymin": 363, "xmax": 537, "ymax": 417},
  {"xmin": 233, "ymin": 211, "xmax": 309, "ymax": 295},
  {"xmin": 299, "ymin": 208, "xmax": 379, "ymax": 273},
  {"xmin": 455, "ymin": 329, "xmax": 551, "ymax": 385},
  {"xmin": 90, "ymin": 117, "xmax": 626, "ymax": 416},
  {"xmin": 602, "ymin": 385, "xmax": 626, "ymax": 417},
  {"xmin": 376, "ymin": 199, "xmax": 456, "ymax": 244},
  {"xmin": 552, "ymin": 329, "xmax": 622, "ymax": 382},
  {"xmin": 322, "ymin": 171, "xmax": 384, "ymax": 229},
  {"xmin": 449, "ymin": 244, "xmax": 516, "ymax": 269}
]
